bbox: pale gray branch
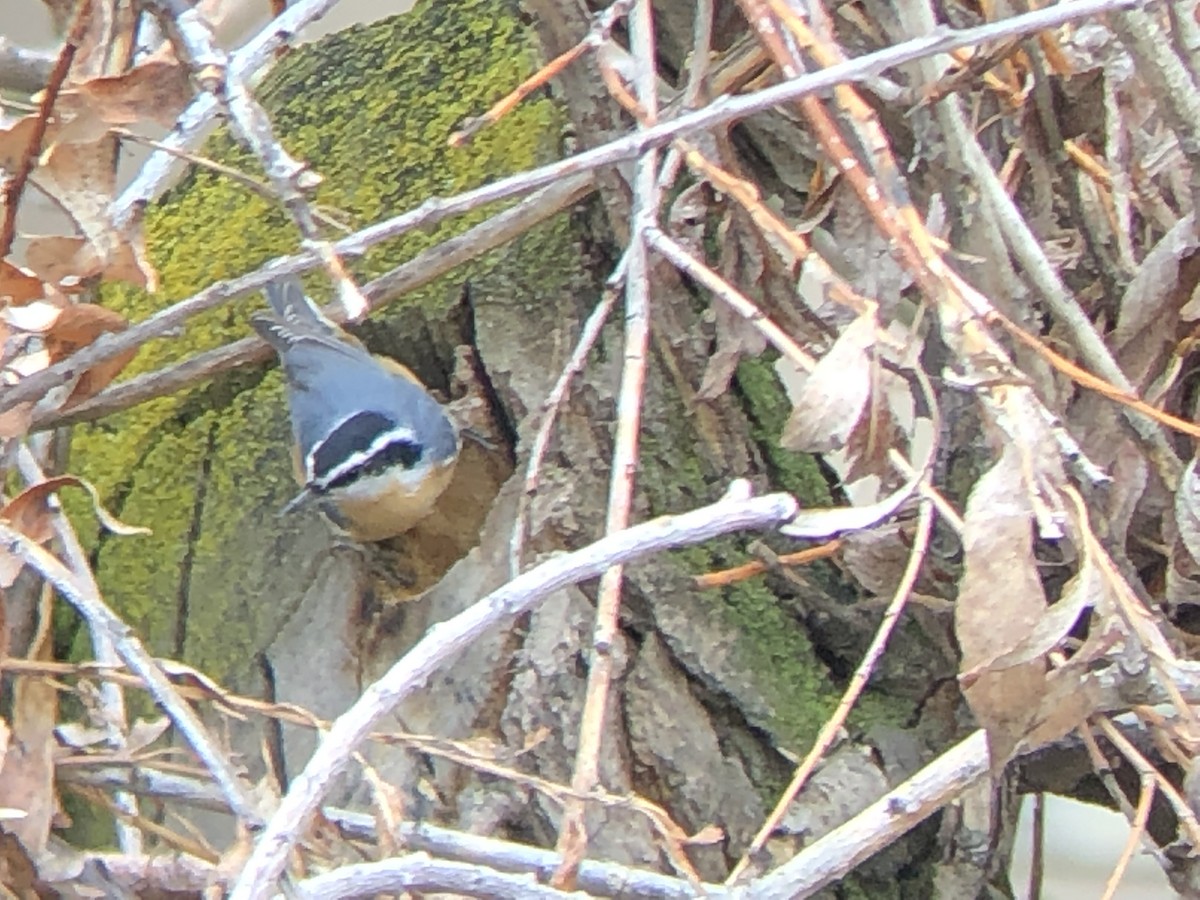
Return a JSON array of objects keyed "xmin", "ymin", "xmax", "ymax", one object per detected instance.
[
  {"xmin": 6, "ymin": 0, "xmax": 1154, "ymax": 418},
  {"xmin": 229, "ymin": 490, "xmax": 799, "ymax": 899},
  {"xmin": 296, "ymin": 854, "xmax": 590, "ymax": 900},
  {"xmin": 29, "ymin": 172, "xmax": 594, "ymax": 431},
  {"xmin": 112, "ymin": 0, "xmax": 346, "ymax": 229}
]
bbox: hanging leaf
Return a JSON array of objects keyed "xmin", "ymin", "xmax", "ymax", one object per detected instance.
[
  {"xmin": 955, "ymin": 446, "xmax": 1049, "ymax": 767},
  {"xmin": 781, "ymin": 306, "xmax": 877, "ymax": 453}
]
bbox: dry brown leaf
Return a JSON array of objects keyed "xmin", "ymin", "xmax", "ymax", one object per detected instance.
[
  {"xmin": 43, "ymin": 303, "xmax": 128, "ymax": 361},
  {"xmin": 24, "ymin": 233, "xmax": 156, "ymax": 289},
  {"xmin": 840, "ymin": 386, "xmax": 906, "ymax": 483},
  {"xmin": 839, "ymin": 520, "xmax": 951, "ymax": 598},
  {"xmin": 0, "ymin": 481, "xmax": 62, "ymax": 546},
  {"xmin": 1, "ymin": 476, "xmax": 147, "ymax": 549},
  {"xmin": 955, "ymin": 446, "xmax": 1049, "ymax": 767},
  {"xmin": 667, "ymin": 181, "xmax": 710, "ymax": 256},
  {"xmin": 1020, "ymin": 663, "xmax": 1098, "ymax": 751},
  {"xmin": 32, "ymin": 141, "xmax": 119, "ymax": 263},
  {"xmin": 1175, "ymin": 458, "xmax": 1200, "ymax": 569},
  {"xmin": 0, "ymin": 115, "xmax": 63, "ymax": 173},
  {"xmin": 699, "ymin": 300, "xmax": 767, "ymax": 400},
  {"xmin": 961, "ymin": 530, "xmax": 1099, "ymax": 683},
  {"xmin": 43, "ymin": 303, "xmax": 139, "ymax": 407},
  {"xmin": 1, "ymin": 479, "xmax": 64, "ymax": 586},
  {"xmin": 54, "ymin": 57, "xmax": 194, "ymax": 146},
  {"xmin": 23, "ymin": 235, "xmax": 100, "ymax": 284},
  {"xmin": 0, "ymin": 262, "xmax": 45, "ymax": 306},
  {"xmin": 0, "ymin": 602, "xmax": 59, "ymax": 857},
  {"xmin": 1, "ymin": 300, "xmax": 63, "ymax": 333},
  {"xmin": 780, "ymin": 306, "xmax": 877, "ymax": 453},
  {"xmin": 0, "ymin": 830, "xmax": 38, "ymax": 897},
  {"xmin": 1110, "ymin": 218, "xmax": 1200, "ymax": 389}
]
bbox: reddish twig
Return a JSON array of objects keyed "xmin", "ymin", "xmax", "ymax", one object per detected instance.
[
  {"xmin": 0, "ymin": 0, "xmax": 92, "ymax": 260},
  {"xmin": 450, "ymin": 0, "xmax": 634, "ymax": 146},
  {"xmin": 693, "ymin": 540, "xmax": 842, "ymax": 588},
  {"xmin": 552, "ymin": 0, "xmax": 661, "ymax": 887}
]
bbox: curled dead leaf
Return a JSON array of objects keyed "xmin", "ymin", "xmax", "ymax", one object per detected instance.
[
  {"xmin": 2, "ymin": 476, "xmax": 148, "ymax": 542},
  {"xmin": 955, "ymin": 446, "xmax": 1048, "ymax": 766},
  {"xmin": 2, "ymin": 300, "xmax": 63, "ymax": 333},
  {"xmin": 43, "ymin": 303, "xmax": 139, "ymax": 408},
  {"xmin": 55, "ymin": 58, "xmax": 194, "ymax": 145},
  {"xmin": 781, "ymin": 307, "xmax": 877, "ymax": 453},
  {"xmin": 0, "ymin": 404, "xmax": 34, "ymax": 440}
]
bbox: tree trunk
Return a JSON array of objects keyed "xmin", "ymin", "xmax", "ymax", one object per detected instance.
[{"xmin": 66, "ymin": 0, "xmax": 998, "ymax": 894}]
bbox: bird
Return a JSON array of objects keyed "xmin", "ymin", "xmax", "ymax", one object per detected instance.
[{"xmin": 251, "ymin": 277, "xmax": 460, "ymax": 542}]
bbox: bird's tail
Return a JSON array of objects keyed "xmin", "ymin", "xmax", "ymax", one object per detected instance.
[{"xmin": 251, "ymin": 277, "xmax": 341, "ymax": 350}]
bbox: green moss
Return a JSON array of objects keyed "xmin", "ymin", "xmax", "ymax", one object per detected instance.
[
  {"xmin": 735, "ymin": 356, "xmax": 833, "ymax": 506},
  {"xmin": 67, "ymin": 0, "xmax": 576, "ymax": 684},
  {"xmin": 638, "ymin": 405, "xmax": 837, "ymax": 759}
]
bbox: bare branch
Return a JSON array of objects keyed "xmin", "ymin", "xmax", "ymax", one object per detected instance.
[
  {"xmin": 742, "ymin": 729, "xmax": 992, "ymax": 899},
  {"xmin": 6, "ymin": 0, "xmax": 1151, "ymax": 418},
  {"xmin": 295, "ymin": 854, "xmax": 591, "ymax": 900},
  {"xmin": 553, "ymin": 0, "xmax": 661, "ymax": 885},
  {"xmin": 229, "ymin": 489, "xmax": 799, "ymax": 899},
  {"xmin": 111, "ymin": 0, "xmax": 349, "ymax": 229}
]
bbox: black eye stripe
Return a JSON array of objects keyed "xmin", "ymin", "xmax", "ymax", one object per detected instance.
[
  {"xmin": 311, "ymin": 411, "xmax": 418, "ymax": 481},
  {"xmin": 320, "ymin": 440, "xmax": 424, "ymax": 493}
]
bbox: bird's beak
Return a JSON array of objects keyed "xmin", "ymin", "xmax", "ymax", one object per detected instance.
[{"xmin": 280, "ymin": 486, "xmax": 316, "ymax": 516}]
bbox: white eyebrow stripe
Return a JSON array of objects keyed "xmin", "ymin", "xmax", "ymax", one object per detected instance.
[
  {"xmin": 302, "ymin": 411, "xmax": 369, "ymax": 479},
  {"xmin": 308, "ymin": 425, "xmax": 420, "ymax": 490}
]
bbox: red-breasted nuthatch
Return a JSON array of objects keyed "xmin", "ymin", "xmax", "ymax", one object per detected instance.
[{"xmin": 251, "ymin": 277, "xmax": 460, "ymax": 541}]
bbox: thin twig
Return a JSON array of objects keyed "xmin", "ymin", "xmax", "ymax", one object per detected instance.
[
  {"xmin": 1112, "ymin": 7, "xmax": 1200, "ymax": 219},
  {"xmin": 743, "ymin": 729, "xmax": 991, "ymax": 899},
  {"xmin": 111, "ymin": 127, "xmax": 352, "ymax": 232},
  {"xmin": 1076, "ymin": 726, "xmax": 1172, "ymax": 872},
  {"xmin": 927, "ymin": 62, "xmax": 1184, "ymax": 486},
  {"xmin": 1100, "ymin": 775, "xmax": 1155, "ymax": 900},
  {"xmin": 1029, "ymin": 793, "xmax": 1044, "ymax": 900},
  {"xmin": 144, "ymin": 0, "xmax": 367, "ymax": 319},
  {"xmin": 727, "ymin": 498, "xmax": 935, "ymax": 883},
  {"xmin": 510, "ymin": 282, "xmax": 621, "ymax": 576},
  {"xmin": 14, "ymin": 446, "xmax": 140, "ymax": 853},
  {"xmin": 111, "ymin": 0, "xmax": 348, "ymax": 229},
  {"xmin": 553, "ymin": 0, "xmax": 661, "ymax": 886},
  {"xmin": 1096, "ymin": 715, "xmax": 1200, "ymax": 849},
  {"xmin": 644, "ymin": 226, "xmax": 817, "ymax": 372},
  {"xmin": 30, "ymin": 173, "xmax": 594, "ymax": 431},
  {"xmin": 450, "ymin": 0, "xmax": 636, "ymax": 147},
  {"xmin": 296, "ymin": 853, "xmax": 598, "ymax": 900},
  {"xmin": 693, "ymin": 539, "xmax": 842, "ymax": 588},
  {"xmin": 65, "ymin": 773, "xmax": 717, "ymax": 900}
]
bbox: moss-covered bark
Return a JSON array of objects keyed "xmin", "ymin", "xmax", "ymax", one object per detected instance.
[
  {"xmin": 59, "ymin": 0, "xmax": 956, "ymax": 888},
  {"xmin": 67, "ymin": 0, "xmax": 572, "ymax": 685}
]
